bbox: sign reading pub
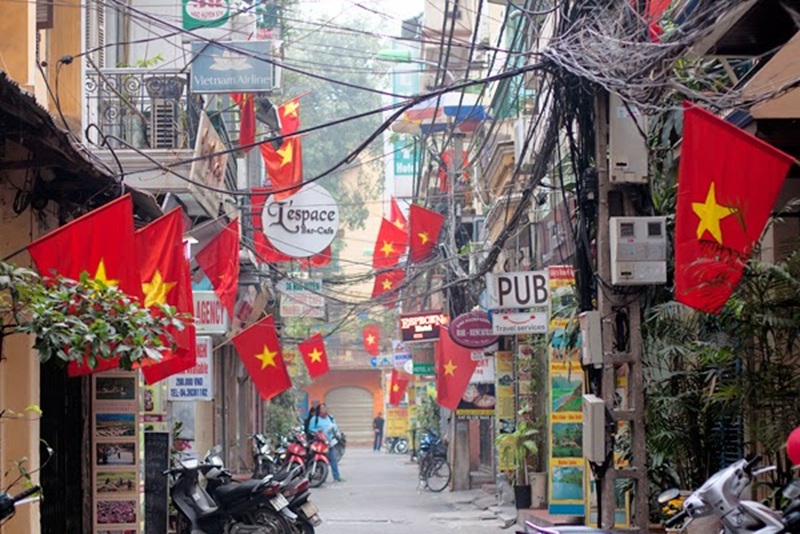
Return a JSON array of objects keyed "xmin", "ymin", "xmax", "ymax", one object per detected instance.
[{"xmin": 399, "ymin": 311, "xmax": 449, "ymax": 342}]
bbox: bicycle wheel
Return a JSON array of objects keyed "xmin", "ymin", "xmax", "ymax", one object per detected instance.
[
  {"xmin": 394, "ymin": 438, "xmax": 409, "ymax": 454},
  {"xmin": 425, "ymin": 456, "xmax": 451, "ymax": 492}
]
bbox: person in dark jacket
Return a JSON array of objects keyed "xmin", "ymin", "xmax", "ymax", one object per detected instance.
[{"xmin": 372, "ymin": 412, "xmax": 385, "ymax": 452}]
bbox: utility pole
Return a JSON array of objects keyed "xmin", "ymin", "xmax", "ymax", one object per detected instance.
[{"xmin": 594, "ymin": 91, "xmax": 649, "ymax": 531}]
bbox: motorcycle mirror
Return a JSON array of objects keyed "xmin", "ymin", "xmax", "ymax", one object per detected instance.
[
  {"xmin": 784, "ymin": 480, "xmax": 800, "ymax": 500},
  {"xmin": 207, "ymin": 444, "xmax": 223, "ymax": 458},
  {"xmin": 657, "ymin": 488, "xmax": 681, "ymax": 504}
]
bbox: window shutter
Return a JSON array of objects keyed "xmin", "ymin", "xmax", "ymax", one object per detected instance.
[{"xmin": 37, "ymin": 0, "xmax": 54, "ymax": 30}]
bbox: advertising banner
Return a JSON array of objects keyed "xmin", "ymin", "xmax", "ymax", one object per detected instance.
[
  {"xmin": 547, "ymin": 266, "xmax": 586, "ymax": 516},
  {"xmin": 399, "ymin": 311, "xmax": 448, "ymax": 343},
  {"xmin": 187, "ymin": 111, "xmax": 228, "ymax": 217},
  {"xmin": 168, "ymin": 336, "xmax": 214, "ymax": 401},
  {"xmin": 386, "ymin": 406, "xmax": 409, "ymax": 438},
  {"xmin": 456, "ymin": 358, "xmax": 497, "ymax": 418}
]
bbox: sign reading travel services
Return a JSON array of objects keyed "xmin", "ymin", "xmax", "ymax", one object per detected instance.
[
  {"xmin": 485, "ymin": 270, "xmax": 550, "ymax": 309},
  {"xmin": 399, "ymin": 311, "xmax": 449, "ymax": 342},
  {"xmin": 183, "ymin": 0, "xmax": 230, "ymax": 30},
  {"xmin": 191, "ymin": 40, "xmax": 274, "ymax": 93},
  {"xmin": 262, "ymin": 183, "xmax": 339, "ymax": 258},
  {"xmin": 168, "ymin": 337, "xmax": 214, "ymax": 401},
  {"xmin": 490, "ymin": 309, "xmax": 549, "ymax": 335},
  {"xmin": 193, "ymin": 291, "xmax": 229, "ymax": 333},
  {"xmin": 449, "ymin": 311, "xmax": 499, "ymax": 348}
]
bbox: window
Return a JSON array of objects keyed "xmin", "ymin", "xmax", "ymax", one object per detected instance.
[{"xmin": 37, "ymin": 0, "xmax": 54, "ymax": 30}]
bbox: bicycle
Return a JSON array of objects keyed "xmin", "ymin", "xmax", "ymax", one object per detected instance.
[{"xmin": 417, "ymin": 430, "xmax": 450, "ymax": 492}]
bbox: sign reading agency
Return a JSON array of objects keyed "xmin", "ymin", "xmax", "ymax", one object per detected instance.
[
  {"xmin": 262, "ymin": 183, "xmax": 339, "ymax": 258},
  {"xmin": 449, "ymin": 311, "xmax": 499, "ymax": 349},
  {"xmin": 191, "ymin": 40, "xmax": 274, "ymax": 93},
  {"xmin": 193, "ymin": 291, "xmax": 229, "ymax": 333},
  {"xmin": 485, "ymin": 270, "xmax": 550, "ymax": 310},
  {"xmin": 399, "ymin": 312, "xmax": 449, "ymax": 342}
]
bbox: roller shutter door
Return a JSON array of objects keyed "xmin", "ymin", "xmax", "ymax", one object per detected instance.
[{"xmin": 325, "ymin": 387, "xmax": 374, "ymax": 445}]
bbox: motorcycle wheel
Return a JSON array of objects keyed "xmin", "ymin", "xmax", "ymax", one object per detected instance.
[
  {"xmin": 308, "ymin": 460, "xmax": 329, "ymax": 488},
  {"xmin": 254, "ymin": 457, "xmax": 275, "ymax": 479},
  {"xmin": 253, "ymin": 507, "xmax": 291, "ymax": 534},
  {"xmin": 290, "ymin": 517, "xmax": 315, "ymax": 534},
  {"xmin": 394, "ymin": 439, "xmax": 409, "ymax": 454}
]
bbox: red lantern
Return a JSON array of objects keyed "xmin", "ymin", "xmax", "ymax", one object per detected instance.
[{"xmin": 787, "ymin": 427, "xmax": 800, "ymax": 465}]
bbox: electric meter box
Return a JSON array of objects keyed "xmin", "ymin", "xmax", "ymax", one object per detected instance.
[
  {"xmin": 579, "ymin": 311, "xmax": 602, "ymax": 368},
  {"xmin": 609, "ymin": 93, "xmax": 648, "ymax": 184},
  {"xmin": 583, "ymin": 394, "xmax": 606, "ymax": 464},
  {"xmin": 610, "ymin": 216, "xmax": 667, "ymax": 285}
]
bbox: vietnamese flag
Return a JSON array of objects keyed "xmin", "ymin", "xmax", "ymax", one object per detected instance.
[
  {"xmin": 195, "ymin": 219, "xmax": 240, "ymax": 320},
  {"xmin": 298, "ymin": 333, "xmax": 329, "ymax": 379},
  {"xmin": 231, "ymin": 93, "xmax": 255, "ymax": 153},
  {"xmin": 372, "ymin": 218, "xmax": 408, "ymax": 269},
  {"xmin": 27, "ymin": 194, "xmax": 144, "ymax": 376},
  {"xmin": 408, "ymin": 204, "xmax": 444, "ymax": 263},
  {"xmin": 300, "ymin": 246, "xmax": 332, "ymax": 268},
  {"xmin": 362, "ymin": 324, "xmax": 381, "ymax": 356},
  {"xmin": 260, "ymin": 135, "xmax": 303, "ymax": 201},
  {"xmin": 390, "ymin": 197, "xmax": 407, "ymax": 232},
  {"xmin": 388, "ymin": 369, "xmax": 409, "ymax": 406},
  {"xmin": 371, "ymin": 269, "xmax": 405, "ymax": 308},
  {"xmin": 251, "ymin": 188, "xmax": 293, "ymax": 264},
  {"xmin": 135, "ymin": 208, "xmax": 197, "ymax": 384},
  {"xmin": 434, "ymin": 326, "xmax": 478, "ymax": 411},
  {"xmin": 674, "ymin": 103, "xmax": 794, "ymax": 314},
  {"xmin": 279, "ymin": 97, "xmax": 300, "ymax": 135},
  {"xmin": 231, "ymin": 314, "xmax": 292, "ymax": 401}
]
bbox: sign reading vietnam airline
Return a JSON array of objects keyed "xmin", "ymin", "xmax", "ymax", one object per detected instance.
[
  {"xmin": 261, "ymin": 183, "xmax": 339, "ymax": 258},
  {"xmin": 191, "ymin": 41, "xmax": 275, "ymax": 93},
  {"xmin": 399, "ymin": 312, "xmax": 449, "ymax": 342},
  {"xmin": 485, "ymin": 270, "xmax": 550, "ymax": 309},
  {"xmin": 449, "ymin": 311, "xmax": 499, "ymax": 348}
]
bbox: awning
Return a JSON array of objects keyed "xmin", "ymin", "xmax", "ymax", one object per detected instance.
[{"xmin": 392, "ymin": 93, "xmax": 490, "ymax": 135}]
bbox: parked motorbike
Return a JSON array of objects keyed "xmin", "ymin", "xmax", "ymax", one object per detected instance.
[
  {"xmin": 521, "ymin": 522, "xmax": 610, "ymax": 534},
  {"xmin": 305, "ymin": 431, "xmax": 330, "ymax": 488},
  {"xmin": 0, "ymin": 485, "xmax": 41, "ymax": 522},
  {"xmin": 661, "ymin": 455, "xmax": 800, "ymax": 533},
  {"xmin": 385, "ymin": 436, "xmax": 409, "ymax": 454},
  {"xmin": 165, "ymin": 447, "xmax": 290, "ymax": 534},
  {"xmin": 251, "ymin": 433, "xmax": 277, "ymax": 479},
  {"xmin": 274, "ymin": 431, "xmax": 309, "ymax": 475}
]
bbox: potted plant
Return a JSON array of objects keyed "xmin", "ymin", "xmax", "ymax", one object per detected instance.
[{"xmin": 496, "ymin": 421, "xmax": 539, "ymax": 509}]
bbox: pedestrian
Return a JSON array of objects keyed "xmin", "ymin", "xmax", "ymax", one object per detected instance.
[
  {"xmin": 308, "ymin": 403, "xmax": 345, "ymax": 482},
  {"xmin": 372, "ymin": 412, "xmax": 385, "ymax": 452},
  {"xmin": 304, "ymin": 402, "xmax": 320, "ymax": 439}
]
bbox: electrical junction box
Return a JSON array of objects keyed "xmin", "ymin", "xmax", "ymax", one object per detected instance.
[
  {"xmin": 609, "ymin": 93, "xmax": 648, "ymax": 184},
  {"xmin": 610, "ymin": 216, "xmax": 667, "ymax": 286},
  {"xmin": 579, "ymin": 311, "xmax": 602, "ymax": 368},
  {"xmin": 583, "ymin": 394, "xmax": 606, "ymax": 464}
]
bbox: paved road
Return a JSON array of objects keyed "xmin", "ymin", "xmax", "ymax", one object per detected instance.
[{"xmin": 310, "ymin": 447, "xmax": 510, "ymax": 534}]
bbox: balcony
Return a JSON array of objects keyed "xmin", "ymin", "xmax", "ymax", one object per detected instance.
[{"xmin": 85, "ymin": 67, "xmax": 237, "ymax": 217}]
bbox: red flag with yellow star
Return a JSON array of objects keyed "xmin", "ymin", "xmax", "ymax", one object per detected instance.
[
  {"xmin": 675, "ymin": 102, "xmax": 794, "ymax": 313},
  {"xmin": 231, "ymin": 314, "xmax": 291, "ymax": 401},
  {"xmin": 408, "ymin": 204, "xmax": 444, "ymax": 263},
  {"xmin": 362, "ymin": 324, "xmax": 381, "ymax": 356},
  {"xmin": 279, "ymin": 97, "xmax": 300, "ymax": 135},
  {"xmin": 371, "ymin": 269, "xmax": 405, "ymax": 308},
  {"xmin": 260, "ymin": 135, "xmax": 303, "ymax": 201},
  {"xmin": 251, "ymin": 188, "xmax": 293, "ymax": 264},
  {"xmin": 195, "ymin": 219, "xmax": 240, "ymax": 320},
  {"xmin": 388, "ymin": 369, "xmax": 409, "ymax": 406},
  {"xmin": 231, "ymin": 93, "xmax": 255, "ymax": 153},
  {"xmin": 372, "ymin": 218, "xmax": 407, "ymax": 269},
  {"xmin": 27, "ymin": 194, "xmax": 144, "ymax": 376},
  {"xmin": 390, "ymin": 196, "xmax": 407, "ymax": 232},
  {"xmin": 298, "ymin": 333, "xmax": 329, "ymax": 379},
  {"xmin": 135, "ymin": 208, "xmax": 197, "ymax": 384},
  {"xmin": 434, "ymin": 326, "xmax": 478, "ymax": 411}
]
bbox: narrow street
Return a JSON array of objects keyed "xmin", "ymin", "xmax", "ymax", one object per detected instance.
[{"xmin": 312, "ymin": 448, "xmax": 515, "ymax": 534}]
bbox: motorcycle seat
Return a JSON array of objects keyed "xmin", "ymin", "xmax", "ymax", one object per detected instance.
[{"xmin": 213, "ymin": 479, "xmax": 263, "ymax": 506}]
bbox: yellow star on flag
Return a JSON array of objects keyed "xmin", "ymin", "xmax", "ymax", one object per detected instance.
[
  {"xmin": 380, "ymin": 241, "xmax": 395, "ymax": 257},
  {"xmin": 255, "ymin": 345, "xmax": 278, "ymax": 370},
  {"xmin": 308, "ymin": 348, "xmax": 323, "ymax": 363},
  {"xmin": 282, "ymin": 100, "xmax": 299, "ymax": 118},
  {"xmin": 392, "ymin": 383, "xmax": 400, "ymax": 392},
  {"xmin": 393, "ymin": 219, "xmax": 405, "ymax": 231},
  {"xmin": 366, "ymin": 334, "xmax": 376, "ymax": 346},
  {"xmin": 692, "ymin": 182, "xmax": 737, "ymax": 244},
  {"xmin": 444, "ymin": 360, "xmax": 457, "ymax": 376},
  {"xmin": 142, "ymin": 269, "xmax": 177, "ymax": 308},
  {"xmin": 277, "ymin": 141, "xmax": 294, "ymax": 166},
  {"xmin": 418, "ymin": 231, "xmax": 430, "ymax": 245},
  {"xmin": 381, "ymin": 279, "xmax": 393, "ymax": 291},
  {"xmin": 92, "ymin": 259, "xmax": 119, "ymax": 287}
]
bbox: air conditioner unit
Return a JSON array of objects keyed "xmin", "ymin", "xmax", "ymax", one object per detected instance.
[
  {"xmin": 609, "ymin": 93, "xmax": 648, "ymax": 184},
  {"xmin": 610, "ymin": 216, "xmax": 667, "ymax": 285},
  {"xmin": 514, "ymin": 116, "xmax": 534, "ymax": 174}
]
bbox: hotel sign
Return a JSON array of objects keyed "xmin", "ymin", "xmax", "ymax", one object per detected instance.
[{"xmin": 399, "ymin": 311, "xmax": 449, "ymax": 343}]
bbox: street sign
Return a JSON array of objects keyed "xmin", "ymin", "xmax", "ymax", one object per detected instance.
[
  {"xmin": 193, "ymin": 291, "xmax": 229, "ymax": 334},
  {"xmin": 490, "ymin": 309, "xmax": 549, "ymax": 335},
  {"xmin": 191, "ymin": 40, "xmax": 275, "ymax": 93},
  {"xmin": 485, "ymin": 270, "xmax": 550, "ymax": 309}
]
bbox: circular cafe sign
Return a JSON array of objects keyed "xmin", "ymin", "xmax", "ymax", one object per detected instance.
[
  {"xmin": 261, "ymin": 183, "xmax": 339, "ymax": 258},
  {"xmin": 449, "ymin": 311, "xmax": 499, "ymax": 349}
]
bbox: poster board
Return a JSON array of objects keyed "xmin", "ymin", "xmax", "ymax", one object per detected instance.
[{"xmin": 93, "ymin": 371, "xmax": 140, "ymax": 533}]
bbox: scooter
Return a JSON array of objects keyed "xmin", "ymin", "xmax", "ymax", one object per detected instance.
[
  {"xmin": 305, "ymin": 431, "xmax": 330, "ymax": 489},
  {"xmin": 251, "ymin": 433, "xmax": 277, "ymax": 479},
  {"xmin": 0, "ymin": 485, "xmax": 41, "ymax": 522},
  {"xmin": 165, "ymin": 448, "xmax": 290, "ymax": 534}
]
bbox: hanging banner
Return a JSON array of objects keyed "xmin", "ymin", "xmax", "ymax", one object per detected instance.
[
  {"xmin": 168, "ymin": 336, "xmax": 214, "ymax": 401},
  {"xmin": 547, "ymin": 265, "xmax": 586, "ymax": 516}
]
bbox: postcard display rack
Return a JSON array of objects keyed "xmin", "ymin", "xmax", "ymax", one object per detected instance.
[{"xmin": 93, "ymin": 371, "xmax": 141, "ymax": 533}]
